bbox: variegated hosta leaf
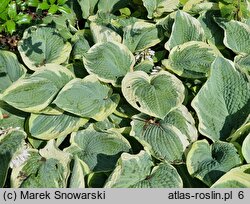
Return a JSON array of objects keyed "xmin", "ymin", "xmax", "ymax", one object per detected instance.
[
  {"xmin": 71, "ymin": 35, "xmax": 90, "ymax": 60},
  {"xmin": 18, "ymin": 26, "xmax": 72, "ymax": 70},
  {"xmin": 105, "ymin": 151, "xmax": 183, "ymax": 188},
  {"xmin": 211, "ymin": 164, "xmax": 250, "ymax": 188},
  {"xmin": 33, "ymin": 104, "xmax": 64, "ymax": 115},
  {"xmin": 29, "ymin": 112, "xmax": 88, "ymax": 140},
  {"xmin": 191, "ymin": 57, "xmax": 250, "ymax": 141},
  {"xmin": 0, "ymin": 50, "xmax": 26, "ymax": 93},
  {"xmin": 217, "ymin": 20, "xmax": 250, "ymax": 55},
  {"xmin": 0, "ymin": 128, "xmax": 26, "ymax": 187},
  {"xmin": 235, "ymin": 54, "xmax": 250, "ymax": 73},
  {"xmin": 83, "ymin": 41, "xmax": 135, "ymax": 86},
  {"xmin": 142, "ymin": 0, "xmax": 179, "ymax": 19},
  {"xmin": 122, "ymin": 71, "xmax": 185, "ymax": 119},
  {"xmin": 65, "ymin": 125, "xmax": 131, "ymax": 172},
  {"xmin": 11, "ymin": 140, "xmax": 72, "ymax": 188},
  {"xmin": 0, "ymin": 101, "xmax": 26, "ymax": 130},
  {"xmin": 186, "ymin": 139, "xmax": 242, "ymax": 187},
  {"xmin": 54, "ymin": 75, "xmax": 120, "ymax": 121},
  {"xmin": 105, "ymin": 151, "xmax": 153, "ymax": 187},
  {"xmin": 130, "ymin": 105, "xmax": 196, "ymax": 162},
  {"xmin": 184, "ymin": 1, "xmax": 219, "ymax": 15},
  {"xmin": 131, "ymin": 163, "xmax": 183, "ymax": 188},
  {"xmin": 163, "ymin": 105, "xmax": 198, "ymax": 142},
  {"xmin": 162, "ymin": 41, "xmax": 221, "ymax": 78},
  {"xmin": 1, "ymin": 64, "xmax": 74, "ymax": 113},
  {"xmin": 165, "ymin": 10, "xmax": 205, "ymax": 51},
  {"xmin": 90, "ymin": 22, "xmax": 122, "ymax": 44},
  {"xmin": 242, "ymin": 133, "xmax": 250, "ymax": 163},
  {"xmin": 123, "ymin": 22, "xmax": 163, "ymax": 53},
  {"xmin": 134, "ymin": 60, "xmax": 154, "ymax": 73},
  {"xmin": 69, "ymin": 155, "xmax": 90, "ymax": 188},
  {"xmin": 182, "ymin": 0, "xmax": 204, "ymax": 13}
]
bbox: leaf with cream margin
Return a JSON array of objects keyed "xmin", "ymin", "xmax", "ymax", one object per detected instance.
[
  {"xmin": 90, "ymin": 22, "xmax": 122, "ymax": 44},
  {"xmin": 83, "ymin": 41, "xmax": 135, "ymax": 86},
  {"xmin": 123, "ymin": 21, "xmax": 163, "ymax": 53},
  {"xmin": 18, "ymin": 26, "xmax": 72, "ymax": 70},
  {"xmin": 10, "ymin": 140, "xmax": 72, "ymax": 188},
  {"xmin": 162, "ymin": 41, "xmax": 221, "ymax": 78},
  {"xmin": 165, "ymin": 10, "xmax": 205, "ymax": 51},
  {"xmin": 54, "ymin": 75, "xmax": 120, "ymax": 121},
  {"xmin": 122, "ymin": 71, "xmax": 185, "ymax": 119},
  {"xmin": 217, "ymin": 20, "xmax": 250, "ymax": 55},
  {"xmin": 211, "ymin": 164, "xmax": 250, "ymax": 188},
  {"xmin": 69, "ymin": 155, "xmax": 90, "ymax": 188},
  {"xmin": 29, "ymin": 112, "xmax": 88, "ymax": 140},
  {"xmin": 0, "ymin": 101, "xmax": 27, "ymax": 130},
  {"xmin": 191, "ymin": 57, "xmax": 250, "ymax": 141},
  {"xmin": 186, "ymin": 139, "xmax": 241, "ymax": 187},
  {"xmin": 130, "ymin": 105, "xmax": 197, "ymax": 162},
  {"xmin": 0, "ymin": 50, "xmax": 26, "ymax": 93},
  {"xmin": 1, "ymin": 64, "xmax": 74, "ymax": 113},
  {"xmin": 105, "ymin": 151, "xmax": 183, "ymax": 188},
  {"xmin": 65, "ymin": 125, "xmax": 131, "ymax": 172},
  {"xmin": 0, "ymin": 128, "xmax": 26, "ymax": 187},
  {"xmin": 142, "ymin": 0, "xmax": 179, "ymax": 19}
]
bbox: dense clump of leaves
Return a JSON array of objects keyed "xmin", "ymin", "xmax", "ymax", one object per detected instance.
[{"xmin": 0, "ymin": 0, "xmax": 250, "ymax": 188}]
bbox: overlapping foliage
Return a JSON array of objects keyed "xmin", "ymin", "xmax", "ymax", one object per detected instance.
[{"xmin": 0, "ymin": 0, "xmax": 250, "ymax": 188}]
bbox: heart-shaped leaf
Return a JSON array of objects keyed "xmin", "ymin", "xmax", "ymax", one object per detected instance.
[
  {"xmin": 130, "ymin": 105, "xmax": 197, "ymax": 162},
  {"xmin": 211, "ymin": 164, "xmax": 250, "ymax": 188},
  {"xmin": 162, "ymin": 41, "xmax": 221, "ymax": 78},
  {"xmin": 0, "ymin": 128, "xmax": 26, "ymax": 187},
  {"xmin": 11, "ymin": 140, "xmax": 72, "ymax": 188},
  {"xmin": 165, "ymin": 10, "xmax": 205, "ymax": 51},
  {"xmin": 186, "ymin": 139, "xmax": 242, "ymax": 186},
  {"xmin": 29, "ymin": 112, "xmax": 88, "ymax": 140},
  {"xmin": 2, "ymin": 64, "xmax": 74, "ymax": 113},
  {"xmin": 191, "ymin": 57, "xmax": 250, "ymax": 141},
  {"xmin": 122, "ymin": 71, "xmax": 185, "ymax": 119},
  {"xmin": 54, "ymin": 75, "xmax": 120, "ymax": 121},
  {"xmin": 123, "ymin": 22, "xmax": 163, "ymax": 53},
  {"xmin": 105, "ymin": 151, "xmax": 183, "ymax": 188},
  {"xmin": 65, "ymin": 125, "xmax": 131, "ymax": 172},
  {"xmin": 18, "ymin": 26, "xmax": 72, "ymax": 70},
  {"xmin": 0, "ymin": 50, "xmax": 26, "ymax": 93},
  {"xmin": 83, "ymin": 41, "xmax": 135, "ymax": 86}
]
